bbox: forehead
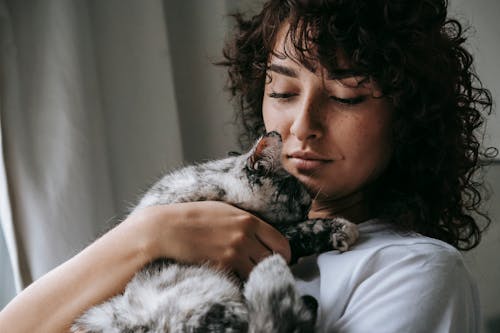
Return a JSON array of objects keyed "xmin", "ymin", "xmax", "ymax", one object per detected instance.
[{"xmin": 270, "ymin": 23, "xmax": 369, "ymax": 88}]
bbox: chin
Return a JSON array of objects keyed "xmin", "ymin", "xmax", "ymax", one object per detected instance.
[
  {"xmin": 283, "ymin": 161, "xmax": 337, "ymax": 194},
  {"xmin": 291, "ymin": 173, "xmax": 326, "ymax": 196},
  {"xmin": 291, "ymin": 171, "xmax": 349, "ymax": 201}
]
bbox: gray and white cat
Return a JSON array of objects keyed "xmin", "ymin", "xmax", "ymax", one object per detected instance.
[{"xmin": 72, "ymin": 132, "xmax": 358, "ymax": 333}]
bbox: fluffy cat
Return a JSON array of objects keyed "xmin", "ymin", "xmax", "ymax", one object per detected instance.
[{"xmin": 72, "ymin": 132, "xmax": 358, "ymax": 333}]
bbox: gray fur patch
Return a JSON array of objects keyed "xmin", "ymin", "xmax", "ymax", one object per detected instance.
[{"xmin": 72, "ymin": 132, "xmax": 358, "ymax": 333}]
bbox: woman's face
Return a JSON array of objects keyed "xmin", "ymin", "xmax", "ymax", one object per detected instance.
[{"xmin": 262, "ymin": 28, "xmax": 394, "ymax": 205}]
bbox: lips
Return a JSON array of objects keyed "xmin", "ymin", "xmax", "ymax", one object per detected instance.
[
  {"xmin": 288, "ymin": 151, "xmax": 330, "ymax": 160},
  {"xmin": 287, "ymin": 151, "xmax": 333, "ymax": 172}
]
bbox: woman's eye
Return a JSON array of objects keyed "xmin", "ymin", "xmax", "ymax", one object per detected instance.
[
  {"xmin": 268, "ymin": 92, "xmax": 297, "ymax": 99},
  {"xmin": 330, "ymin": 95, "xmax": 366, "ymax": 105}
]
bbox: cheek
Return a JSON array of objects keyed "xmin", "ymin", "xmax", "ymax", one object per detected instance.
[
  {"xmin": 262, "ymin": 100, "xmax": 289, "ymax": 136},
  {"xmin": 262, "ymin": 102, "xmax": 272, "ymax": 132},
  {"xmin": 343, "ymin": 114, "xmax": 393, "ymax": 179}
]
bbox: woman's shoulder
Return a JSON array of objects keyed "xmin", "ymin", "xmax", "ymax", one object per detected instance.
[
  {"xmin": 348, "ymin": 218, "xmax": 461, "ymax": 258},
  {"xmin": 295, "ymin": 218, "xmax": 466, "ymax": 278},
  {"xmin": 294, "ymin": 219, "xmax": 480, "ymax": 333},
  {"xmin": 317, "ymin": 218, "xmax": 467, "ymax": 278}
]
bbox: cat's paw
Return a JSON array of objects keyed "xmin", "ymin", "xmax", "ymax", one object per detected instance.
[
  {"xmin": 330, "ymin": 218, "xmax": 359, "ymax": 252},
  {"xmin": 249, "ymin": 253, "xmax": 289, "ymax": 282},
  {"xmin": 244, "ymin": 254, "xmax": 317, "ymax": 332}
]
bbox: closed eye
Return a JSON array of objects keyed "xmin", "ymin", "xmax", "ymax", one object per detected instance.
[
  {"xmin": 268, "ymin": 92, "xmax": 297, "ymax": 99},
  {"xmin": 269, "ymin": 92, "xmax": 366, "ymax": 105},
  {"xmin": 330, "ymin": 95, "xmax": 366, "ymax": 105}
]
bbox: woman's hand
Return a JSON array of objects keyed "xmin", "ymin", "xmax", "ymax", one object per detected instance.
[
  {"xmin": 135, "ymin": 201, "xmax": 291, "ymax": 279},
  {"xmin": 0, "ymin": 201, "xmax": 289, "ymax": 333}
]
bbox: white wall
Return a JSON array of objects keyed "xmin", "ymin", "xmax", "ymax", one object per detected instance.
[
  {"xmin": 465, "ymin": 163, "xmax": 500, "ymax": 333},
  {"xmin": 163, "ymin": 0, "xmax": 237, "ymax": 163},
  {"xmin": 447, "ymin": 1, "xmax": 500, "ymax": 332},
  {"xmin": 449, "ymin": 0, "xmax": 500, "ymax": 152}
]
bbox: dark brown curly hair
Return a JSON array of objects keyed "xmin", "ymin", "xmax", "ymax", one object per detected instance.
[{"xmin": 218, "ymin": 0, "xmax": 497, "ymax": 250}]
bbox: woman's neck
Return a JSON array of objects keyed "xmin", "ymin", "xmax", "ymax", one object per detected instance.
[{"xmin": 308, "ymin": 190, "xmax": 373, "ymax": 223}]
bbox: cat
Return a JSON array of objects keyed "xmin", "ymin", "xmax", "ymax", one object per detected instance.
[{"xmin": 72, "ymin": 131, "xmax": 359, "ymax": 333}]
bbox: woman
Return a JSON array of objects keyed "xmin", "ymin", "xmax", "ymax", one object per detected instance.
[
  {"xmin": 0, "ymin": 0, "xmax": 494, "ymax": 332},
  {"xmin": 218, "ymin": 1, "xmax": 494, "ymax": 331}
]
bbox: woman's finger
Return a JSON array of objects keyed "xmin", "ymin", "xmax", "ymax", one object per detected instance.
[
  {"xmin": 249, "ymin": 235, "xmax": 274, "ymax": 264},
  {"xmin": 235, "ymin": 257, "xmax": 255, "ymax": 280},
  {"xmin": 254, "ymin": 221, "xmax": 291, "ymax": 263}
]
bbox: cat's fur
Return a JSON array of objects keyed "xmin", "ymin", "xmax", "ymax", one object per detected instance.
[{"xmin": 72, "ymin": 132, "xmax": 358, "ymax": 333}]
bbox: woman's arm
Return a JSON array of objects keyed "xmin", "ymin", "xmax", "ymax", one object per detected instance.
[{"xmin": 0, "ymin": 201, "xmax": 290, "ymax": 333}]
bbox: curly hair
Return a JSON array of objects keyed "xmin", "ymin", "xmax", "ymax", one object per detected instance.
[{"xmin": 218, "ymin": 0, "xmax": 497, "ymax": 250}]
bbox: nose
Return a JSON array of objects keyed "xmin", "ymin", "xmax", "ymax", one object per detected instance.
[{"xmin": 289, "ymin": 92, "xmax": 324, "ymax": 142}]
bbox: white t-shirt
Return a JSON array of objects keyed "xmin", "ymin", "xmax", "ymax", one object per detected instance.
[{"xmin": 292, "ymin": 219, "xmax": 480, "ymax": 333}]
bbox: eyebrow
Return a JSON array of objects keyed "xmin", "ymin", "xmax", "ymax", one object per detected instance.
[
  {"xmin": 267, "ymin": 63, "xmax": 298, "ymax": 78},
  {"xmin": 328, "ymin": 68, "xmax": 367, "ymax": 80},
  {"xmin": 267, "ymin": 63, "xmax": 368, "ymax": 83}
]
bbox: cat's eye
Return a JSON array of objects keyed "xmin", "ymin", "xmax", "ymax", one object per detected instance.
[{"xmin": 254, "ymin": 162, "xmax": 265, "ymax": 173}]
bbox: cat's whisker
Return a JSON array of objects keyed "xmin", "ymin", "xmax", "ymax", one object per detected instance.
[{"xmin": 312, "ymin": 184, "xmax": 326, "ymax": 202}]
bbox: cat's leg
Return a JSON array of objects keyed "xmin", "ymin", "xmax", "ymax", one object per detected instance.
[
  {"xmin": 278, "ymin": 217, "xmax": 359, "ymax": 263},
  {"xmin": 243, "ymin": 254, "xmax": 317, "ymax": 333},
  {"xmin": 72, "ymin": 262, "xmax": 249, "ymax": 333},
  {"xmin": 71, "ymin": 297, "xmax": 134, "ymax": 333},
  {"xmin": 191, "ymin": 301, "xmax": 249, "ymax": 333}
]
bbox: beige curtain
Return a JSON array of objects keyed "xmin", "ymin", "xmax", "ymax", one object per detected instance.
[{"xmin": 0, "ymin": 0, "xmax": 238, "ymax": 293}]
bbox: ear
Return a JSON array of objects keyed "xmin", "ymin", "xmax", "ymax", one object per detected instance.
[{"xmin": 246, "ymin": 131, "xmax": 282, "ymax": 173}]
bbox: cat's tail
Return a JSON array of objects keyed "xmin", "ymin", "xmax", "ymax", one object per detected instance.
[{"xmin": 243, "ymin": 254, "xmax": 318, "ymax": 333}]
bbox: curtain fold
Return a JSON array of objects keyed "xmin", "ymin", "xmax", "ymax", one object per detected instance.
[
  {"xmin": 0, "ymin": 0, "xmax": 239, "ymax": 297},
  {"xmin": 0, "ymin": 0, "xmax": 117, "ymax": 288},
  {"xmin": 0, "ymin": 0, "xmax": 197, "ymax": 290},
  {"xmin": 0, "ymin": 0, "xmax": 23, "ymax": 292},
  {"xmin": 87, "ymin": 0, "xmax": 185, "ymax": 215}
]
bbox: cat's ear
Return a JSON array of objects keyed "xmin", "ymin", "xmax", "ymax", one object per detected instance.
[{"xmin": 246, "ymin": 131, "xmax": 282, "ymax": 174}]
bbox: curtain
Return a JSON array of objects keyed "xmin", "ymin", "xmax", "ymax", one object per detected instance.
[{"xmin": 0, "ymin": 0, "xmax": 239, "ymax": 293}]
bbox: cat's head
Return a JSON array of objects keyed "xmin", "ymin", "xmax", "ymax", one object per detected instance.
[
  {"xmin": 246, "ymin": 131, "xmax": 288, "ymax": 177},
  {"xmin": 244, "ymin": 131, "xmax": 311, "ymax": 222}
]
